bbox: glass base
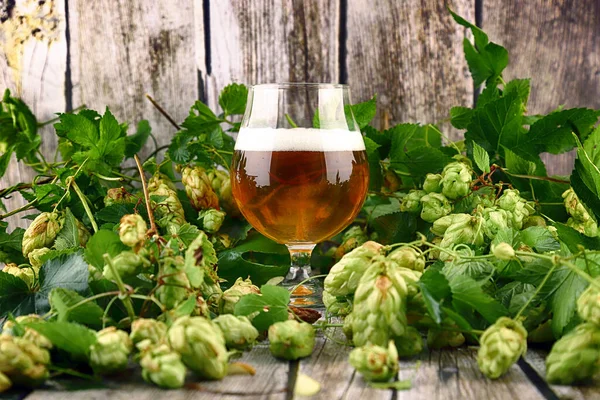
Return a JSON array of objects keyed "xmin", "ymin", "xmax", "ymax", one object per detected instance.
[
  {"xmin": 283, "ymin": 243, "xmax": 323, "ymax": 308},
  {"xmin": 283, "ymin": 278, "xmax": 323, "ymax": 309}
]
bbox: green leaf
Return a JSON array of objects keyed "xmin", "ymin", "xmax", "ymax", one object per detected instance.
[
  {"xmin": 450, "ymin": 106, "xmax": 473, "ymax": 129},
  {"xmin": 35, "ymin": 252, "xmax": 89, "ymax": 313},
  {"xmin": 519, "ymin": 226, "xmax": 560, "ymax": 252},
  {"xmin": 125, "ymin": 120, "xmax": 151, "ymax": 157},
  {"xmin": 554, "ymin": 222, "xmax": 600, "ymax": 253},
  {"xmin": 447, "ymin": 274, "xmax": 508, "ymax": 323},
  {"xmin": 495, "ymin": 281, "xmax": 535, "ymax": 308},
  {"xmin": 571, "ymin": 126, "xmax": 600, "ymax": 220},
  {"xmin": 364, "ymin": 137, "xmax": 383, "ymax": 191},
  {"xmin": 472, "ymin": 141, "xmax": 490, "ymax": 173},
  {"xmin": 95, "ymin": 203, "xmax": 136, "ymax": 224},
  {"xmin": 167, "ymin": 131, "xmax": 193, "ymax": 164},
  {"xmin": 0, "ymin": 227, "xmax": 26, "ymax": 265},
  {"xmin": 49, "ymin": 288, "xmax": 104, "ymax": 327},
  {"xmin": 442, "ymin": 259, "xmax": 494, "ymax": 285},
  {"xmin": 54, "ymin": 208, "xmax": 80, "ymax": 251},
  {"xmin": 218, "ymin": 83, "xmax": 248, "ymax": 116},
  {"xmin": 234, "ymin": 284, "xmax": 290, "ymax": 331},
  {"xmin": 84, "ymin": 230, "xmax": 129, "ymax": 271},
  {"xmin": 549, "ymin": 265, "xmax": 588, "ymax": 337},
  {"xmin": 418, "ymin": 263, "xmax": 451, "ymax": 324},
  {"xmin": 503, "ymin": 79, "xmax": 530, "ymax": 106},
  {"xmin": 390, "ymin": 145, "xmax": 452, "ymax": 178},
  {"xmin": 26, "ymin": 321, "xmax": 97, "ymax": 361},
  {"xmin": 168, "ymin": 223, "xmax": 201, "ymax": 248},
  {"xmin": 181, "ymin": 101, "xmax": 222, "ymax": 134},
  {"xmin": 350, "ymin": 95, "xmax": 377, "ymax": 129},
  {"xmin": 0, "ymin": 271, "xmax": 35, "ymax": 318}
]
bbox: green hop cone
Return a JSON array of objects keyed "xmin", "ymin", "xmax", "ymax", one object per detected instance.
[
  {"xmin": 523, "ymin": 216, "xmax": 546, "ymax": 228},
  {"xmin": 219, "ymin": 277, "xmax": 260, "ymax": 314},
  {"xmin": 130, "ymin": 318, "xmax": 168, "ymax": 346},
  {"xmin": 0, "ymin": 371, "xmax": 11, "ymax": 393},
  {"xmin": 2, "ymin": 264, "xmax": 36, "ymax": 288},
  {"xmin": 199, "ymin": 208, "xmax": 226, "ymax": 233},
  {"xmin": 334, "ymin": 226, "xmax": 368, "ymax": 260},
  {"xmin": 343, "ymin": 313, "xmax": 354, "ymax": 342},
  {"xmin": 268, "ymin": 320, "xmax": 316, "ymax": 360},
  {"xmin": 351, "ymin": 259, "xmax": 409, "ymax": 347},
  {"xmin": 89, "ymin": 327, "xmax": 133, "ymax": 375},
  {"xmin": 545, "ymin": 322, "xmax": 600, "ymax": 385},
  {"xmin": 103, "ymin": 251, "xmax": 151, "ymax": 280},
  {"xmin": 213, "ymin": 315, "xmax": 259, "ymax": 350},
  {"xmin": 420, "ymin": 193, "xmax": 452, "ymax": 223},
  {"xmin": 441, "ymin": 162, "xmax": 472, "ymax": 200},
  {"xmin": 28, "ymin": 247, "xmax": 50, "ymax": 269},
  {"xmin": 492, "ymin": 242, "xmax": 516, "ymax": 261},
  {"xmin": 157, "ymin": 255, "xmax": 191, "ymax": 310},
  {"xmin": 349, "ymin": 341, "xmax": 399, "ymax": 382},
  {"xmin": 577, "ymin": 279, "xmax": 600, "ymax": 325},
  {"xmin": 423, "ymin": 173, "xmax": 443, "ymax": 194},
  {"xmin": 431, "ymin": 213, "xmax": 472, "ymax": 236},
  {"xmin": 140, "ymin": 343, "xmax": 187, "ymax": 389},
  {"xmin": 3, "ymin": 315, "xmax": 52, "ymax": 350},
  {"xmin": 382, "ymin": 167, "xmax": 401, "ymax": 193},
  {"xmin": 207, "ymin": 169, "xmax": 241, "ymax": 217},
  {"xmin": 322, "ymin": 290, "xmax": 352, "ymax": 316},
  {"xmin": 104, "ymin": 187, "xmax": 136, "ymax": 207},
  {"xmin": 0, "ymin": 334, "xmax": 50, "ymax": 387},
  {"xmin": 563, "ymin": 188, "xmax": 596, "ymax": 222},
  {"xmin": 567, "ymin": 217, "xmax": 599, "ymax": 237},
  {"xmin": 168, "ymin": 316, "xmax": 229, "ymax": 380},
  {"xmin": 184, "ymin": 231, "xmax": 218, "ymax": 290},
  {"xmin": 477, "ymin": 317, "xmax": 527, "ymax": 379},
  {"xmin": 386, "ymin": 247, "xmax": 425, "ymax": 272},
  {"xmin": 181, "ymin": 166, "xmax": 220, "ymax": 211},
  {"xmin": 394, "ymin": 326, "xmax": 423, "ymax": 357},
  {"xmin": 439, "ymin": 215, "xmax": 485, "ymax": 256},
  {"xmin": 149, "ymin": 181, "xmax": 186, "ymax": 231},
  {"xmin": 400, "ymin": 190, "xmax": 426, "ymax": 213},
  {"xmin": 22, "ymin": 212, "xmax": 63, "ymax": 257},
  {"xmin": 496, "ymin": 189, "xmax": 534, "ymax": 230},
  {"xmin": 482, "ymin": 207, "xmax": 511, "ymax": 239},
  {"xmin": 119, "ymin": 214, "xmax": 147, "ymax": 248},
  {"xmin": 324, "ymin": 241, "xmax": 385, "ymax": 297},
  {"xmin": 75, "ymin": 218, "xmax": 91, "ymax": 246}
]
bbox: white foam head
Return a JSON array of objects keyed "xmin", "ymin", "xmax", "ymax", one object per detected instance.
[{"xmin": 234, "ymin": 127, "xmax": 366, "ymax": 152}]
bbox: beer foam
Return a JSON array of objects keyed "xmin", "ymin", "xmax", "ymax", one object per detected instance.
[{"xmin": 235, "ymin": 128, "xmax": 366, "ymax": 152}]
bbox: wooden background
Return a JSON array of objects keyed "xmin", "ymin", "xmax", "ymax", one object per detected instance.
[{"xmin": 1, "ymin": 0, "xmax": 599, "ymax": 228}]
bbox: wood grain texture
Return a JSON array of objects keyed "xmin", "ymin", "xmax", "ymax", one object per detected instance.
[
  {"xmin": 0, "ymin": 0, "xmax": 67, "ymax": 228},
  {"xmin": 205, "ymin": 0, "xmax": 340, "ymax": 111},
  {"xmin": 68, "ymin": 0, "xmax": 199, "ymax": 148},
  {"xmin": 346, "ymin": 0, "xmax": 475, "ymax": 137},
  {"xmin": 483, "ymin": 0, "xmax": 600, "ymax": 175},
  {"xmin": 523, "ymin": 349, "xmax": 600, "ymax": 400}
]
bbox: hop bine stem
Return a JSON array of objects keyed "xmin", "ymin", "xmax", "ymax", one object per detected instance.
[
  {"xmin": 134, "ymin": 154, "xmax": 158, "ymax": 237},
  {"xmin": 70, "ymin": 179, "xmax": 99, "ymax": 233},
  {"xmin": 103, "ymin": 254, "xmax": 136, "ymax": 324}
]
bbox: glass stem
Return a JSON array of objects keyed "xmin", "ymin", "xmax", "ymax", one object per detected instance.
[{"xmin": 285, "ymin": 244, "xmax": 316, "ymax": 282}]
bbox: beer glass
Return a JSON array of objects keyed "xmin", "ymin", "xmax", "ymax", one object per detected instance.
[{"xmin": 231, "ymin": 83, "xmax": 369, "ymax": 289}]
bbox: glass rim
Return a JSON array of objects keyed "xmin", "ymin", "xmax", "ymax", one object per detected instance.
[{"xmin": 250, "ymin": 82, "xmax": 349, "ymax": 90}]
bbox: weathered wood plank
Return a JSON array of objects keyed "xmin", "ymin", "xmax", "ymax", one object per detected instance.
[
  {"xmin": 298, "ymin": 327, "xmax": 392, "ymax": 400},
  {"xmin": 205, "ymin": 0, "xmax": 340, "ymax": 111},
  {"xmin": 484, "ymin": 0, "xmax": 600, "ymax": 175},
  {"xmin": 25, "ymin": 344, "xmax": 289, "ymax": 400},
  {"xmin": 0, "ymin": 0, "xmax": 67, "ymax": 228},
  {"xmin": 69, "ymin": 0, "xmax": 199, "ymax": 149},
  {"xmin": 523, "ymin": 348, "xmax": 600, "ymax": 400},
  {"xmin": 346, "ymin": 0, "xmax": 475, "ymax": 137}
]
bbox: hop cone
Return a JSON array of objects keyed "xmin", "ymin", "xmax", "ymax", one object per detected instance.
[
  {"xmin": 0, "ymin": 334, "xmax": 50, "ymax": 387},
  {"xmin": 431, "ymin": 213, "xmax": 472, "ymax": 236},
  {"xmin": 2, "ymin": 264, "xmax": 36, "ymax": 288},
  {"xmin": 351, "ymin": 259, "xmax": 409, "ymax": 347},
  {"xmin": 324, "ymin": 241, "xmax": 384, "ymax": 297},
  {"xmin": 423, "ymin": 173, "xmax": 443, "ymax": 194},
  {"xmin": 184, "ymin": 231, "xmax": 218, "ymax": 289},
  {"xmin": 400, "ymin": 190, "xmax": 426, "ymax": 213},
  {"xmin": 168, "ymin": 316, "xmax": 229, "ymax": 380},
  {"xmin": 439, "ymin": 214, "xmax": 485, "ymax": 250},
  {"xmin": 156, "ymin": 255, "xmax": 191, "ymax": 310},
  {"xmin": 213, "ymin": 315, "xmax": 259, "ymax": 350},
  {"xmin": 130, "ymin": 319, "xmax": 168, "ymax": 346},
  {"xmin": 492, "ymin": 242, "xmax": 516, "ymax": 261},
  {"xmin": 577, "ymin": 279, "xmax": 600, "ymax": 325},
  {"xmin": 119, "ymin": 214, "xmax": 147, "ymax": 248},
  {"xmin": 386, "ymin": 247, "xmax": 425, "ymax": 272},
  {"xmin": 104, "ymin": 187, "xmax": 136, "ymax": 207},
  {"xmin": 140, "ymin": 343, "xmax": 187, "ymax": 389},
  {"xmin": 477, "ymin": 317, "xmax": 527, "ymax": 379},
  {"xmin": 89, "ymin": 327, "xmax": 133, "ymax": 375},
  {"xmin": 343, "ymin": 313, "xmax": 354, "ymax": 342},
  {"xmin": 563, "ymin": 188, "xmax": 596, "ymax": 222},
  {"xmin": 496, "ymin": 189, "xmax": 534, "ymax": 229},
  {"xmin": 22, "ymin": 212, "xmax": 63, "ymax": 257},
  {"xmin": 219, "ymin": 277, "xmax": 260, "ymax": 314},
  {"xmin": 3, "ymin": 315, "xmax": 52, "ymax": 350},
  {"xmin": 149, "ymin": 181, "xmax": 186, "ymax": 231},
  {"xmin": 0, "ymin": 371, "xmax": 11, "ymax": 393},
  {"xmin": 27, "ymin": 247, "xmax": 50, "ymax": 269},
  {"xmin": 268, "ymin": 320, "xmax": 315, "ymax": 360},
  {"xmin": 567, "ymin": 217, "xmax": 599, "ymax": 237},
  {"xmin": 103, "ymin": 250, "xmax": 151, "ymax": 280},
  {"xmin": 199, "ymin": 208, "xmax": 226, "ymax": 233},
  {"xmin": 394, "ymin": 326, "xmax": 423, "ymax": 357},
  {"xmin": 207, "ymin": 169, "xmax": 240, "ymax": 217},
  {"xmin": 546, "ymin": 322, "xmax": 600, "ymax": 385},
  {"xmin": 382, "ymin": 167, "xmax": 401, "ymax": 193},
  {"xmin": 334, "ymin": 226, "xmax": 368, "ymax": 260},
  {"xmin": 75, "ymin": 218, "xmax": 91, "ymax": 246},
  {"xmin": 322, "ymin": 290, "xmax": 352, "ymax": 316},
  {"xmin": 349, "ymin": 341, "xmax": 399, "ymax": 382},
  {"xmin": 420, "ymin": 193, "xmax": 452, "ymax": 223},
  {"xmin": 482, "ymin": 207, "xmax": 511, "ymax": 239},
  {"xmin": 181, "ymin": 166, "xmax": 220, "ymax": 211},
  {"xmin": 441, "ymin": 161, "xmax": 472, "ymax": 200}
]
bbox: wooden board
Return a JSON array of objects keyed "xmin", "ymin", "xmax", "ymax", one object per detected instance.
[
  {"xmin": 205, "ymin": 0, "xmax": 340, "ymax": 111},
  {"xmin": 0, "ymin": 0, "xmax": 68, "ymax": 228},
  {"xmin": 483, "ymin": 0, "xmax": 600, "ymax": 175},
  {"xmin": 345, "ymin": 0, "xmax": 475, "ymax": 137},
  {"xmin": 68, "ymin": 0, "xmax": 199, "ymax": 149}
]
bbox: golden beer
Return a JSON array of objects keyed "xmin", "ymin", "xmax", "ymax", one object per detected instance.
[{"xmin": 232, "ymin": 128, "xmax": 369, "ymax": 244}]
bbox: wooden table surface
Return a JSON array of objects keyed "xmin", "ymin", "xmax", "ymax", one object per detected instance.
[{"xmin": 12, "ymin": 324, "xmax": 599, "ymax": 400}]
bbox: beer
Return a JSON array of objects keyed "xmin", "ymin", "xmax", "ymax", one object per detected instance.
[{"xmin": 232, "ymin": 127, "xmax": 369, "ymax": 244}]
